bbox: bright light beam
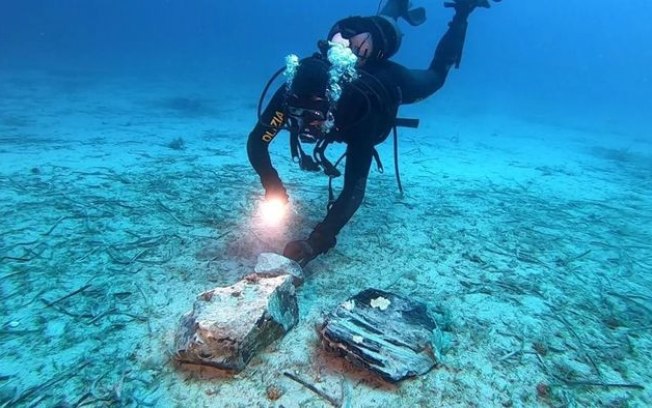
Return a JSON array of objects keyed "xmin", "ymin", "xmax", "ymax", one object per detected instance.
[{"xmin": 259, "ymin": 198, "xmax": 288, "ymax": 227}]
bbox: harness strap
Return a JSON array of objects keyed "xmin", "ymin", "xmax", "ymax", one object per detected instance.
[
  {"xmin": 314, "ymin": 136, "xmax": 341, "ymax": 178},
  {"xmin": 323, "ymin": 115, "xmax": 418, "ymax": 208},
  {"xmin": 290, "ymin": 130, "xmax": 320, "ymax": 171},
  {"xmin": 324, "ymin": 147, "xmax": 385, "ymax": 210},
  {"xmin": 289, "ymin": 129, "xmax": 300, "ymax": 161},
  {"xmin": 372, "ymin": 148, "xmax": 384, "ymax": 173},
  {"xmin": 390, "ymin": 117, "xmax": 418, "ymax": 197},
  {"xmin": 392, "ymin": 125, "xmax": 404, "ymax": 196},
  {"xmin": 327, "ymin": 151, "xmax": 348, "ymax": 210}
]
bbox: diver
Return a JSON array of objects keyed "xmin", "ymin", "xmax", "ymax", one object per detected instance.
[{"xmin": 247, "ymin": 0, "xmax": 499, "ymax": 267}]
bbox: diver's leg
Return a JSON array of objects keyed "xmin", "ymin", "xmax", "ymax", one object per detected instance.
[
  {"xmin": 431, "ymin": 3, "xmax": 478, "ymax": 72},
  {"xmin": 398, "ymin": 5, "xmax": 478, "ymax": 103}
]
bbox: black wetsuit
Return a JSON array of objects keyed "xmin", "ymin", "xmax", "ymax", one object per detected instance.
[{"xmin": 247, "ymin": 12, "xmax": 470, "ymax": 254}]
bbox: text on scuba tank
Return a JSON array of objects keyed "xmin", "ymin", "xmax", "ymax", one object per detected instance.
[{"xmin": 262, "ymin": 111, "xmax": 284, "ymax": 142}]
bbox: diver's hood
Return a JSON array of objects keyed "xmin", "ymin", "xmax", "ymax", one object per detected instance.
[
  {"xmin": 288, "ymin": 56, "xmax": 330, "ymax": 104},
  {"xmin": 327, "ymin": 15, "xmax": 402, "ymax": 61}
]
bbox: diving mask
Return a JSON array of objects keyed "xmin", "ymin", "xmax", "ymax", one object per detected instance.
[{"xmin": 287, "ymin": 104, "xmax": 331, "ymax": 143}]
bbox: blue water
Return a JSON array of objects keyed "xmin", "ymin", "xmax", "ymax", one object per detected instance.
[
  {"xmin": 1, "ymin": 1, "xmax": 651, "ymax": 407},
  {"xmin": 1, "ymin": 0, "xmax": 650, "ymax": 133}
]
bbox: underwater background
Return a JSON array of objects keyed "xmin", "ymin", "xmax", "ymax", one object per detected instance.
[{"xmin": 1, "ymin": 0, "xmax": 651, "ymax": 407}]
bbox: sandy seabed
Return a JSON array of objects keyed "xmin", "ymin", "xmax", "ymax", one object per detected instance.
[{"xmin": 1, "ymin": 69, "xmax": 651, "ymax": 408}]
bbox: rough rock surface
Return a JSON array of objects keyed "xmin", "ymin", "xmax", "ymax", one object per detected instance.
[
  {"xmin": 175, "ymin": 273, "xmax": 298, "ymax": 372},
  {"xmin": 320, "ymin": 288, "xmax": 439, "ymax": 382},
  {"xmin": 254, "ymin": 252, "xmax": 304, "ymax": 286}
]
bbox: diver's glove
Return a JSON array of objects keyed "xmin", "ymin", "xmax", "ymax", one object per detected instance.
[
  {"xmin": 263, "ymin": 180, "xmax": 289, "ymax": 204},
  {"xmin": 283, "ymin": 229, "xmax": 336, "ymax": 267}
]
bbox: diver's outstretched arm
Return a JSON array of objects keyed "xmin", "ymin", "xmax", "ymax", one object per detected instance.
[{"xmin": 246, "ymin": 86, "xmax": 288, "ymax": 202}]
